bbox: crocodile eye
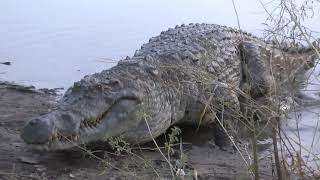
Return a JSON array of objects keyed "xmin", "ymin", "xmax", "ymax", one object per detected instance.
[
  {"xmin": 111, "ymin": 97, "xmax": 141, "ymax": 113},
  {"xmin": 96, "ymin": 84, "xmax": 103, "ymax": 90}
]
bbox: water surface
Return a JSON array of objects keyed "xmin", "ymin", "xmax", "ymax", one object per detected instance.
[
  {"xmin": 0, "ymin": 0, "xmax": 283, "ymax": 88},
  {"xmin": 0, "ymin": 1, "xmax": 319, "ymax": 88}
]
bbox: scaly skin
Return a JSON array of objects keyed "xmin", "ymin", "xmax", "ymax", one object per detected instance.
[{"xmin": 21, "ymin": 23, "xmax": 317, "ymax": 150}]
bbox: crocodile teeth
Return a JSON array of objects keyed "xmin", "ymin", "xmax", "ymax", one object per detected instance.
[
  {"xmin": 71, "ymin": 135, "xmax": 76, "ymax": 142},
  {"xmin": 74, "ymin": 135, "xmax": 78, "ymax": 141}
]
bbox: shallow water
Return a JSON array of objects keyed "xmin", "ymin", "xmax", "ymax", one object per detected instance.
[
  {"xmin": 303, "ymin": 63, "xmax": 320, "ymax": 99},
  {"xmin": 283, "ymin": 105, "xmax": 320, "ymax": 171},
  {"xmin": 283, "ymin": 63, "xmax": 320, "ymax": 171}
]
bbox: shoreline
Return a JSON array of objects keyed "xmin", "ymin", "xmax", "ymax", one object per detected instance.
[{"xmin": 0, "ymin": 81, "xmax": 274, "ymax": 179}]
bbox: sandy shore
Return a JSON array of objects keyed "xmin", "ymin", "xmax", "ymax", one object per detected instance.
[{"xmin": 0, "ymin": 81, "xmax": 275, "ymax": 180}]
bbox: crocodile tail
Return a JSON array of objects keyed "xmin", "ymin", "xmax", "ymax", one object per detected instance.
[{"xmin": 266, "ymin": 38, "xmax": 320, "ymax": 55}]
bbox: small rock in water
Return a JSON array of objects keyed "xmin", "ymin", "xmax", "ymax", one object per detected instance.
[{"xmin": 0, "ymin": 62, "xmax": 11, "ymax": 65}]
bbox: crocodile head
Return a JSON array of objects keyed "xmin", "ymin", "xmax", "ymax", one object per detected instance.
[{"xmin": 21, "ymin": 69, "xmax": 149, "ymax": 150}]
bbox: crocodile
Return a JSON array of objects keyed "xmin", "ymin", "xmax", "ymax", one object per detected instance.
[{"xmin": 21, "ymin": 23, "xmax": 317, "ymax": 150}]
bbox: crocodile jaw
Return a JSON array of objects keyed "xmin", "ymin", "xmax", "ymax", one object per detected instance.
[
  {"xmin": 21, "ymin": 98, "xmax": 141, "ymax": 151},
  {"xmin": 24, "ymin": 126, "xmax": 104, "ymax": 151}
]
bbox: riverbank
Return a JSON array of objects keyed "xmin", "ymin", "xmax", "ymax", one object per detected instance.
[{"xmin": 0, "ymin": 81, "xmax": 274, "ymax": 179}]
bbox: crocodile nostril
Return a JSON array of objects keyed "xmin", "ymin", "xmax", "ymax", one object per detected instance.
[
  {"xmin": 21, "ymin": 118, "xmax": 54, "ymax": 144},
  {"xmin": 29, "ymin": 119, "xmax": 40, "ymax": 126}
]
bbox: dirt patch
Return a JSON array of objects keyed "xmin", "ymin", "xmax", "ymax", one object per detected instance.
[{"xmin": 0, "ymin": 82, "xmax": 274, "ymax": 180}]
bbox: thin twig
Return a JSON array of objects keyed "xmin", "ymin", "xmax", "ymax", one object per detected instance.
[{"xmin": 231, "ymin": 0, "xmax": 241, "ymax": 29}]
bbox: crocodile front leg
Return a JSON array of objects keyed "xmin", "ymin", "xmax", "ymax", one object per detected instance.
[
  {"xmin": 239, "ymin": 41, "xmax": 275, "ymax": 98},
  {"xmin": 198, "ymin": 81, "xmax": 241, "ymax": 149},
  {"xmin": 238, "ymin": 41, "xmax": 281, "ymax": 125}
]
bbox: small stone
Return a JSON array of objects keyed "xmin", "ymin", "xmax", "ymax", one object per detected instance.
[
  {"xmin": 34, "ymin": 165, "xmax": 47, "ymax": 172},
  {"xmin": 69, "ymin": 173, "xmax": 75, "ymax": 179},
  {"xmin": 19, "ymin": 156, "xmax": 39, "ymax": 164},
  {"xmin": 11, "ymin": 142, "xmax": 24, "ymax": 147}
]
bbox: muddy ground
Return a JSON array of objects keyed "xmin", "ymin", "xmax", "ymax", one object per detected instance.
[{"xmin": 0, "ymin": 81, "xmax": 275, "ymax": 180}]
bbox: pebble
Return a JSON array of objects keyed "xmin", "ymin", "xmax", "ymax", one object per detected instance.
[
  {"xmin": 19, "ymin": 156, "xmax": 39, "ymax": 164},
  {"xmin": 69, "ymin": 173, "xmax": 75, "ymax": 179}
]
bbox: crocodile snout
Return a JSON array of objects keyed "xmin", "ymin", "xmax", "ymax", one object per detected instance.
[{"xmin": 21, "ymin": 118, "xmax": 54, "ymax": 144}]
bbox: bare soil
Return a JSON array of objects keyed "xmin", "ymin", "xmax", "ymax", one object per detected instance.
[{"xmin": 0, "ymin": 81, "xmax": 275, "ymax": 180}]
